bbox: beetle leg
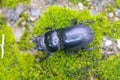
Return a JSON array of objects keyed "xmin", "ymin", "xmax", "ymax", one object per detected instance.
[
  {"xmin": 40, "ymin": 52, "xmax": 53, "ymax": 62},
  {"xmin": 81, "ymin": 47, "xmax": 86, "ymax": 52},
  {"xmin": 87, "ymin": 47, "xmax": 96, "ymax": 51},
  {"xmin": 45, "ymin": 27, "xmax": 53, "ymax": 31},
  {"xmin": 81, "ymin": 18, "xmax": 103, "ymax": 25},
  {"xmin": 71, "ymin": 18, "xmax": 77, "ymax": 25},
  {"xmin": 40, "ymin": 53, "xmax": 51, "ymax": 62},
  {"xmin": 82, "ymin": 46, "xmax": 101, "ymax": 51},
  {"xmin": 79, "ymin": 22, "xmax": 84, "ymax": 25},
  {"xmin": 87, "ymin": 46, "xmax": 101, "ymax": 51},
  {"xmin": 30, "ymin": 37, "xmax": 36, "ymax": 43},
  {"xmin": 64, "ymin": 49, "xmax": 79, "ymax": 54},
  {"xmin": 64, "ymin": 50, "xmax": 69, "ymax": 54}
]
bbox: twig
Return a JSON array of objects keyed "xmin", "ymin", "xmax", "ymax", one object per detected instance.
[{"xmin": 0, "ymin": 34, "xmax": 4, "ymax": 58}]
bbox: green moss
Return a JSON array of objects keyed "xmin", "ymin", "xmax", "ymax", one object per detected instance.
[
  {"xmin": 0, "ymin": 20, "xmax": 34, "ymax": 80},
  {"xmin": 115, "ymin": 0, "xmax": 120, "ymax": 8},
  {"xmin": 69, "ymin": 0, "xmax": 88, "ymax": 6},
  {"xmin": 106, "ymin": 4, "xmax": 115, "ymax": 12},
  {"xmin": 17, "ymin": 13, "xmax": 34, "ymax": 51},
  {"xmin": 96, "ymin": 55, "xmax": 120, "ymax": 80},
  {"xmin": 0, "ymin": 15, "xmax": 7, "ymax": 28},
  {"xmin": 17, "ymin": 13, "xmax": 29, "ymax": 28},
  {"xmin": 18, "ymin": 30, "xmax": 34, "ymax": 51},
  {"xmin": 0, "ymin": 0, "xmax": 31, "ymax": 8},
  {"xmin": 1, "ymin": 5, "xmax": 120, "ymax": 80},
  {"xmin": 0, "ymin": 7, "xmax": 37, "ymax": 79},
  {"xmin": 21, "ymin": 13, "xmax": 28, "ymax": 20},
  {"xmin": 110, "ymin": 20, "xmax": 120, "ymax": 39},
  {"xmin": 33, "ymin": 6, "xmax": 94, "ymax": 35}
]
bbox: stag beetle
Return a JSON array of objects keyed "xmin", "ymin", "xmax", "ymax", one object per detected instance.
[
  {"xmin": 33, "ymin": 15, "xmax": 94, "ymax": 61},
  {"xmin": 35, "ymin": 23, "xmax": 94, "ymax": 52}
]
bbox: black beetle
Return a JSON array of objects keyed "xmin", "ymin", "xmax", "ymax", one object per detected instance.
[
  {"xmin": 33, "ymin": 17, "xmax": 94, "ymax": 61},
  {"xmin": 35, "ymin": 23, "xmax": 94, "ymax": 53}
]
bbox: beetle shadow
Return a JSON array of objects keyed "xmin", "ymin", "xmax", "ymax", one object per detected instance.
[{"xmin": 64, "ymin": 47, "xmax": 86, "ymax": 55}]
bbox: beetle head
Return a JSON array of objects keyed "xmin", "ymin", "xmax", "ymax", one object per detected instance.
[{"xmin": 35, "ymin": 35, "xmax": 47, "ymax": 51}]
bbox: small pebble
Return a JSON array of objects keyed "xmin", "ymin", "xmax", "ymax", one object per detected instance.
[
  {"xmin": 21, "ymin": 21, "xmax": 26, "ymax": 26},
  {"xmin": 5, "ymin": 9, "xmax": 19, "ymax": 22},
  {"xmin": 89, "ymin": 9, "xmax": 99, "ymax": 15},
  {"xmin": 102, "ymin": 36, "xmax": 120, "ymax": 56},
  {"xmin": 32, "ymin": 0, "xmax": 38, "ymax": 3},
  {"xmin": 108, "ymin": 12, "xmax": 114, "ymax": 18},
  {"xmin": 30, "ymin": 8, "xmax": 40, "ymax": 17},
  {"xmin": 12, "ymin": 27, "xmax": 25, "ymax": 42},
  {"xmin": 118, "ymin": 13, "xmax": 120, "ymax": 18},
  {"xmin": 117, "ymin": 39, "xmax": 120, "ymax": 49},
  {"xmin": 15, "ymin": 3, "xmax": 24, "ymax": 15},
  {"xmin": 88, "ymin": 4, "xmax": 94, "ymax": 9},
  {"xmin": 78, "ymin": 2, "xmax": 84, "ymax": 10},
  {"xmin": 29, "ymin": 17, "xmax": 36, "ymax": 22},
  {"xmin": 113, "ymin": 17, "xmax": 119, "ymax": 21},
  {"xmin": 104, "ymin": 40, "xmax": 112, "ymax": 47}
]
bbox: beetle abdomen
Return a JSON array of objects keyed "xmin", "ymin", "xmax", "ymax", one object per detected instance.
[{"xmin": 58, "ymin": 24, "xmax": 94, "ymax": 50}]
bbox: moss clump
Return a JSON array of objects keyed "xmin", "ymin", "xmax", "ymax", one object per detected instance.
[
  {"xmin": 0, "ymin": 17, "xmax": 35, "ymax": 79},
  {"xmin": 69, "ymin": 0, "xmax": 88, "ymax": 6},
  {"xmin": 115, "ymin": 0, "xmax": 120, "ymax": 8},
  {"xmin": 106, "ymin": 4, "xmax": 115, "ymax": 12},
  {"xmin": 0, "ymin": 0, "xmax": 31, "ymax": 8},
  {"xmin": 96, "ymin": 55, "xmax": 120, "ymax": 80},
  {"xmin": 0, "ymin": 15, "xmax": 7, "ymax": 28},
  {"xmin": 105, "ymin": 20, "xmax": 120, "ymax": 39},
  {"xmin": 17, "ymin": 13, "xmax": 29, "ymax": 28},
  {"xmin": 18, "ymin": 30, "xmax": 34, "ymax": 51}
]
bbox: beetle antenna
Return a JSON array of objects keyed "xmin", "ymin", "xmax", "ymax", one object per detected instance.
[
  {"xmin": 27, "ymin": 31, "xmax": 37, "ymax": 43},
  {"xmin": 71, "ymin": 18, "xmax": 77, "ymax": 25},
  {"xmin": 81, "ymin": 18, "xmax": 103, "ymax": 25},
  {"xmin": 49, "ymin": 13, "xmax": 57, "ymax": 30},
  {"xmin": 40, "ymin": 53, "xmax": 51, "ymax": 62},
  {"xmin": 86, "ymin": 46, "xmax": 102, "ymax": 51}
]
